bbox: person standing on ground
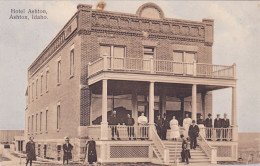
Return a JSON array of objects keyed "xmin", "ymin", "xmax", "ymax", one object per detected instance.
[
  {"xmin": 26, "ymin": 137, "xmax": 36, "ymax": 166},
  {"xmin": 84, "ymin": 138, "xmax": 97, "ymax": 164},
  {"xmin": 188, "ymin": 120, "xmax": 199, "ymax": 150},
  {"xmin": 169, "ymin": 116, "xmax": 180, "ymax": 141},
  {"xmin": 63, "ymin": 137, "xmax": 73, "ymax": 165}
]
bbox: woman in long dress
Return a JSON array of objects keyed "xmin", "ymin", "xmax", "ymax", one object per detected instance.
[
  {"xmin": 197, "ymin": 115, "xmax": 206, "ymax": 138},
  {"xmin": 183, "ymin": 114, "xmax": 192, "ymax": 138},
  {"xmin": 170, "ymin": 116, "xmax": 180, "ymax": 141}
]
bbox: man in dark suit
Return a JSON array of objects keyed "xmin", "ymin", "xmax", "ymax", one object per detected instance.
[
  {"xmin": 188, "ymin": 120, "xmax": 199, "ymax": 150},
  {"xmin": 108, "ymin": 111, "xmax": 120, "ymax": 140},
  {"xmin": 155, "ymin": 115, "xmax": 164, "ymax": 139},
  {"xmin": 214, "ymin": 114, "xmax": 222, "ymax": 141},
  {"xmin": 126, "ymin": 114, "xmax": 135, "ymax": 140},
  {"xmin": 222, "ymin": 113, "xmax": 230, "ymax": 141},
  {"xmin": 63, "ymin": 137, "xmax": 73, "ymax": 165},
  {"xmin": 161, "ymin": 113, "xmax": 168, "ymax": 140},
  {"xmin": 205, "ymin": 113, "xmax": 213, "ymax": 140}
]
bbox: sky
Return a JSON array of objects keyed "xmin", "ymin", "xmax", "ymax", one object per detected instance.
[{"xmin": 0, "ymin": 0, "xmax": 259, "ymax": 132}]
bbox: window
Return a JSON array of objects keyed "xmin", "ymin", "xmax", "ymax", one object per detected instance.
[
  {"xmin": 28, "ymin": 86, "xmax": 30, "ymax": 104},
  {"xmin": 57, "ymin": 60, "xmax": 61, "ymax": 84},
  {"xmin": 40, "ymin": 112, "xmax": 42, "ymax": 132},
  {"xmin": 70, "ymin": 49, "xmax": 74, "ymax": 76},
  {"xmin": 144, "ymin": 47, "xmax": 154, "ymax": 56},
  {"xmin": 36, "ymin": 114, "xmax": 38, "ymax": 132},
  {"xmin": 31, "ymin": 115, "xmax": 34, "ymax": 133},
  {"xmin": 46, "ymin": 70, "xmax": 49, "ymax": 92},
  {"xmin": 45, "ymin": 110, "xmax": 48, "ymax": 131},
  {"xmin": 36, "ymin": 79, "xmax": 38, "ymax": 98},
  {"xmin": 173, "ymin": 51, "xmax": 196, "ymax": 63},
  {"xmin": 32, "ymin": 82, "xmax": 34, "ymax": 101},
  {"xmin": 40, "ymin": 75, "xmax": 43, "ymax": 95},
  {"xmin": 57, "ymin": 105, "xmax": 61, "ymax": 129},
  {"xmin": 100, "ymin": 45, "xmax": 111, "ymax": 57},
  {"xmin": 28, "ymin": 117, "xmax": 30, "ymax": 133}
]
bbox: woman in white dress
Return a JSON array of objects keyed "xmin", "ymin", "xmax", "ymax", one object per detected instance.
[
  {"xmin": 197, "ymin": 115, "xmax": 206, "ymax": 138},
  {"xmin": 170, "ymin": 116, "xmax": 180, "ymax": 141},
  {"xmin": 183, "ymin": 114, "xmax": 192, "ymax": 138}
]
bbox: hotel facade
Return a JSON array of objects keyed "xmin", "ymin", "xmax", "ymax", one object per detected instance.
[{"xmin": 25, "ymin": 2, "xmax": 238, "ymax": 164}]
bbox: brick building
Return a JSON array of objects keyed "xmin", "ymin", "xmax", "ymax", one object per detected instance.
[{"xmin": 25, "ymin": 2, "xmax": 238, "ymax": 164}]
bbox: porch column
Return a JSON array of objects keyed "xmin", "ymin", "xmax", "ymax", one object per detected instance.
[
  {"xmin": 132, "ymin": 89, "xmax": 138, "ymax": 124},
  {"xmin": 192, "ymin": 84, "xmax": 197, "ymax": 121},
  {"xmin": 160, "ymin": 88, "xmax": 166, "ymax": 116},
  {"xmin": 231, "ymin": 86, "xmax": 238, "ymax": 141},
  {"xmin": 101, "ymin": 79, "xmax": 108, "ymax": 140},
  {"xmin": 201, "ymin": 92, "xmax": 206, "ymax": 117},
  {"xmin": 149, "ymin": 81, "xmax": 155, "ymax": 139}
]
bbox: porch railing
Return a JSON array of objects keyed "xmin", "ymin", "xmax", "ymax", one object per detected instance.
[
  {"xmin": 108, "ymin": 125, "xmax": 149, "ymax": 140},
  {"xmin": 88, "ymin": 56, "xmax": 236, "ymax": 79},
  {"xmin": 205, "ymin": 127, "xmax": 233, "ymax": 141},
  {"xmin": 198, "ymin": 133, "xmax": 217, "ymax": 164},
  {"xmin": 151, "ymin": 127, "xmax": 169, "ymax": 164}
]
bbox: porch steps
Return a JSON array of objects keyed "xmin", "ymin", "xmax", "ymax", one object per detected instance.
[{"xmin": 162, "ymin": 141, "xmax": 211, "ymax": 165}]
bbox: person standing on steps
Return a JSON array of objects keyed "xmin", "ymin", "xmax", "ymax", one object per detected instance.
[
  {"xmin": 169, "ymin": 116, "xmax": 180, "ymax": 141},
  {"xmin": 180, "ymin": 134, "xmax": 189, "ymax": 165},
  {"xmin": 155, "ymin": 114, "xmax": 164, "ymax": 139},
  {"xmin": 197, "ymin": 115, "xmax": 206, "ymax": 138},
  {"xmin": 188, "ymin": 120, "xmax": 199, "ymax": 150},
  {"xmin": 26, "ymin": 137, "xmax": 36, "ymax": 166},
  {"xmin": 183, "ymin": 114, "xmax": 192, "ymax": 138},
  {"xmin": 161, "ymin": 113, "xmax": 168, "ymax": 140}
]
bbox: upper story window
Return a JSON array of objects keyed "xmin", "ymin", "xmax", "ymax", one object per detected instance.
[
  {"xmin": 31, "ymin": 115, "xmax": 34, "ymax": 132},
  {"xmin": 28, "ymin": 116, "xmax": 30, "ymax": 133},
  {"xmin": 40, "ymin": 112, "xmax": 42, "ymax": 132},
  {"xmin": 40, "ymin": 74, "xmax": 43, "ymax": 95},
  {"xmin": 46, "ymin": 109, "xmax": 48, "ymax": 131},
  {"xmin": 36, "ymin": 79, "xmax": 38, "ymax": 98},
  {"xmin": 57, "ymin": 104, "xmax": 61, "ymax": 130},
  {"xmin": 36, "ymin": 113, "xmax": 38, "ymax": 132},
  {"xmin": 100, "ymin": 45, "xmax": 125, "ymax": 58},
  {"xmin": 28, "ymin": 86, "xmax": 30, "ymax": 104},
  {"xmin": 70, "ymin": 49, "xmax": 74, "ymax": 76},
  {"xmin": 32, "ymin": 82, "xmax": 34, "ymax": 101},
  {"xmin": 57, "ymin": 60, "xmax": 61, "ymax": 85},
  {"xmin": 46, "ymin": 70, "xmax": 49, "ymax": 92},
  {"xmin": 143, "ymin": 46, "xmax": 155, "ymax": 60},
  {"xmin": 173, "ymin": 51, "xmax": 196, "ymax": 63}
]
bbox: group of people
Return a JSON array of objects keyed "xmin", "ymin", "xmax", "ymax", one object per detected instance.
[{"xmin": 25, "ymin": 136, "xmax": 97, "ymax": 166}]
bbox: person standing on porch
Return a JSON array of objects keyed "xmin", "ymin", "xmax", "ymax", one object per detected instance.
[
  {"xmin": 188, "ymin": 120, "xmax": 199, "ymax": 150},
  {"xmin": 205, "ymin": 113, "xmax": 213, "ymax": 140},
  {"xmin": 222, "ymin": 113, "xmax": 230, "ymax": 141},
  {"xmin": 169, "ymin": 116, "xmax": 180, "ymax": 141},
  {"xmin": 26, "ymin": 137, "xmax": 36, "ymax": 166},
  {"xmin": 126, "ymin": 114, "xmax": 135, "ymax": 140},
  {"xmin": 197, "ymin": 115, "xmax": 206, "ymax": 138},
  {"xmin": 138, "ymin": 112, "xmax": 148, "ymax": 140},
  {"xmin": 63, "ymin": 137, "xmax": 73, "ymax": 165},
  {"xmin": 155, "ymin": 114, "xmax": 164, "ymax": 139},
  {"xmin": 108, "ymin": 110, "xmax": 120, "ymax": 140},
  {"xmin": 183, "ymin": 114, "xmax": 192, "ymax": 138},
  {"xmin": 84, "ymin": 138, "xmax": 97, "ymax": 164},
  {"xmin": 161, "ymin": 113, "xmax": 168, "ymax": 140},
  {"xmin": 214, "ymin": 114, "xmax": 222, "ymax": 141}
]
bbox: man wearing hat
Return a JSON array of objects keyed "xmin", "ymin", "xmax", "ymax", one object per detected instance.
[
  {"xmin": 63, "ymin": 137, "xmax": 73, "ymax": 165},
  {"xmin": 214, "ymin": 114, "xmax": 222, "ymax": 141},
  {"xmin": 205, "ymin": 113, "xmax": 213, "ymax": 140},
  {"xmin": 222, "ymin": 113, "xmax": 230, "ymax": 141},
  {"xmin": 188, "ymin": 120, "xmax": 199, "ymax": 150}
]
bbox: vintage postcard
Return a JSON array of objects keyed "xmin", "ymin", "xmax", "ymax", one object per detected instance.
[{"xmin": 0, "ymin": 0, "xmax": 259, "ymax": 166}]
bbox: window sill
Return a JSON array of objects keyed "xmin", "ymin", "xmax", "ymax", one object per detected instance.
[
  {"xmin": 45, "ymin": 131, "xmax": 48, "ymax": 134},
  {"xmin": 46, "ymin": 90, "xmax": 48, "ymax": 93},
  {"xmin": 69, "ymin": 75, "xmax": 74, "ymax": 79},
  {"xmin": 57, "ymin": 83, "xmax": 61, "ymax": 86},
  {"xmin": 40, "ymin": 93, "xmax": 43, "ymax": 96},
  {"xmin": 57, "ymin": 128, "xmax": 61, "ymax": 132}
]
